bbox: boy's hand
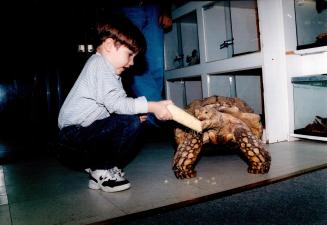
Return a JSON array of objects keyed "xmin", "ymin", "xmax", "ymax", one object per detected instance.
[{"xmin": 148, "ymin": 100, "xmax": 174, "ymax": 121}]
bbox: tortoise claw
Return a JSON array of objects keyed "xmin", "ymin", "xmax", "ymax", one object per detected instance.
[
  {"xmin": 173, "ymin": 165, "xmax": 197, "ymax": 179},
  {"xmin": 248, "ymin": 161, "xmax": 271, "ymax": 174}
]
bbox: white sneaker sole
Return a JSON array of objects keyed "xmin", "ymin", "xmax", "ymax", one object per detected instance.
[{"xmin": 88, "ymin": 180, "xmax": 131, "ymax": 192}]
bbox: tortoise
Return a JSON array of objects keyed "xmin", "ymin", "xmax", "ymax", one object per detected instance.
[{"xmin": 173, "ymin": 95, "xmax": 271, "ymax": 179}]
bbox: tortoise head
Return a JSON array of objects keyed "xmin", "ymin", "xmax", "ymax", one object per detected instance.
[{"xmin": 194, "ymin": 105, "xmax": 218, "ymax": 121}]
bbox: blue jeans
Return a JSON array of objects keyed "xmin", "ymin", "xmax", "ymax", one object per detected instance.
[
  {"xmin": 121, "ymin": 4, "xmax": 164, "ymax": 101},
  {"xmin": 121, "ymin": 5, "xmax": 165, "ymax": 126},
  {"xmin": 58, "ymin": 114, "xmax": 144, "ymax": 170}
]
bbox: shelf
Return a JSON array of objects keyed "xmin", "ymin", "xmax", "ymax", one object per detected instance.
[
  {"xmin": 286, "ymin": 46, "xmax": 327, "ymax": 56},
  {"xmin": 290, "ymin": 133, "xmax": 327, "ymax": 142},
  {"xmin": 165, "ymin": 52, "xmax": 262, "ymax": 80}
]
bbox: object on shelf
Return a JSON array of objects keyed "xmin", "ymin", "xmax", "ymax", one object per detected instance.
[
  {"xmin": 186, "ymin": 49, "xmax": 199, "ymax": 66},
  {"xmin": 294, "ymin": 115, "xmax": 327, "ymax": 137},
  {"xmin": 292, "ymin": 75, "xmax": 327, "ymax": 138},
  {"xmin": 316, "ymin": 0, "xmax": 327, "ymax": 13},
  {"xmin": 164, "ymin": 10, "xmax": 199, "ymax": 70},
  {"xmin": 173, "ymin": 54, "xmax": 184, "ymax": 68},
  {"xmin": 316, "ymin": 30, "xmax": 327, "ymax": 45}
]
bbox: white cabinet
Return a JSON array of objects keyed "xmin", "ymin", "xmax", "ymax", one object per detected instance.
[
  {"xmin": 164, "ymin": 1, "xmax": 263, "ymax": 116},
  {"xmin": 165, "ymin": 0, "xmax": 327, "ymax": 143}
]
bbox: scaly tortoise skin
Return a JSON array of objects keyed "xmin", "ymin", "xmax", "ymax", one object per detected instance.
[{"xmin": 173, "ymin": 96, "xmax": 271, "ymax": 179}]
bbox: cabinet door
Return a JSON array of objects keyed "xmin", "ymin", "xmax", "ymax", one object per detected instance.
[
  {"xmin": 209, "ymin": 76, "xmax": 234, "ymax": 97},
  {"xmin": 164, "ymin": 24, "xmax": 179, "ymax": 70},
  {"xmin": 208, "ymin": 74, "xmax": 263, "ymax": 115},
  {"xmin": 185, "ymin": 80, "xmax": 203, "ymax": 105},
  {"xmin": 166, "ymin": 78, "xmax": 202, "ymax": 107},
  {"xmin": 167, "ymin": 80, "xmax": 186, "ymax": 108},
  {"xmin": 235, "ymin": 75, "xmax": 262, "ymax": 114},
  {"xmin": 164, "ymin": 11, "xmax": 199, "ymax": 70},
  {"xmin": 293, "ymin": 83, "xmax": 327, "ymax": 130},
  {"xmin": 203, "ymin": 2, "xmax": 232, "ymax": 62},
  {"xmin": 180, "ymin": 17, "xmax": 200, "ymax": 67},
  {"xmin": 294, "ymin": 0, "xmax": 327, "ymax": 49},
  {"xmin": 230, "ymin": 0, "xmax": 260, "ymax": 55}
]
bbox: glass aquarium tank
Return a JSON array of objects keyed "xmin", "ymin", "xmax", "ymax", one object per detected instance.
[
  {"xmin": 294, "ymin": 0, "xmax": 327, "ymax": 49},
  {"xmin": 164, "ymin": 11, "xmax": 200, "ymax": 70},
  {"xmin": 292, "ymin": 75, "xmax": 327, "ymax": 137}
]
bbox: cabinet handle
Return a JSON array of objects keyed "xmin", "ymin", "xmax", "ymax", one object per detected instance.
[
  {"xmin": 174, "ymin": 54, "xmax": 184, "ymax": 62},
  {"xmin": 219, "ymin": 39, "xmax": 234, "ymax": 49}
]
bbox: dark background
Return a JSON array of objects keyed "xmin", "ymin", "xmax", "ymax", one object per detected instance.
[
  {"xmin": 0, "ymin": 0, "xmax": 182, "ymax": 160},
  {"xmin": 1, "ymin": 1, "xmax": 112, "ymax": 150}
]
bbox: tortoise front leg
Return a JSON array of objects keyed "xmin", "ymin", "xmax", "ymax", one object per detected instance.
[
  {"xmin": 234, "ymin": 127, "xmax": 271, "ymax": 174},
  {"xmin": 173, "ymin": 132, "xmax": 203, "ymax": 179}
]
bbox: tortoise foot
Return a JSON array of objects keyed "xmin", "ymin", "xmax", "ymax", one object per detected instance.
[{"xmin": 248, "ymin": 161, "xmax": 271, "ymax": 174}]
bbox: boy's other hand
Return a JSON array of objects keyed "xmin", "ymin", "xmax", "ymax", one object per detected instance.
[
  {"xmin": 139, "ymin": 114, "xmax": 148, "ymax": 123},
  {"xmin": 159, "ymin": 14, "xmax": 172, "ymax": 31}
]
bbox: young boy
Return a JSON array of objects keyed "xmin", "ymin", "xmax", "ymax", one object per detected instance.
[{"xmin": 58, "ymin": 15, "xmax": 173, "ymax": 193}]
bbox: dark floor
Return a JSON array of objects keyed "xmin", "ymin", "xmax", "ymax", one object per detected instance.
[{"xmin": 112, "ymin": 168, "xmax": 327, "ymax": 225}]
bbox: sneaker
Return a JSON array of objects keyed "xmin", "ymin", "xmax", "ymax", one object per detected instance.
[{"xmin": 88, "ymin": 168, "xmax": 130, "ymax": 192}]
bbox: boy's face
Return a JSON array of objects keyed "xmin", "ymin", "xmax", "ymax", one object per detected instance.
[{"xmin": 109, "ymin": 44, "xmax": 136, "ymax": 75}]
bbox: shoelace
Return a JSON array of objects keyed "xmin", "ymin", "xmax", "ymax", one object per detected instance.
[
  {"xmin": 109, "ymin": 167, "xmax": 126, "ymax": 181},
  {"xmin": 110, "ymin": 167, "xmax": 125, "ymax": 177},
  {"xmin": 101, "ymin": 170, "xmax": 115, "ymax": 181}
]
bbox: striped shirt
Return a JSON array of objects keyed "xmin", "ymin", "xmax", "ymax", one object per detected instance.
[{"xmin": 58, "ymin": 52, "xmax": 148, "ymax": 129}]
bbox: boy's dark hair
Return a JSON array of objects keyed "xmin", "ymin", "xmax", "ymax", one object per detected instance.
[{"xmin": 95, "ymin": 14, "xmax": 146, "ymax": 54}]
